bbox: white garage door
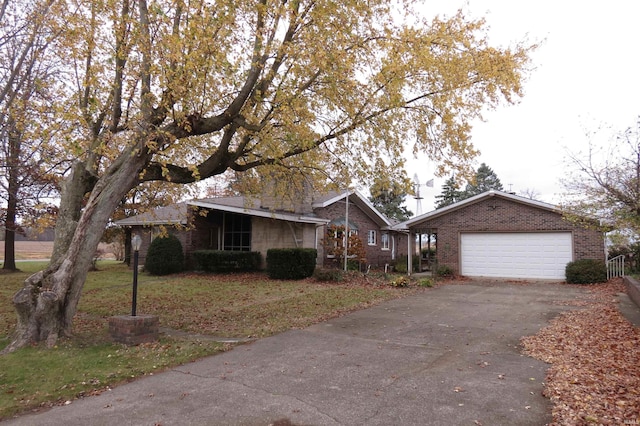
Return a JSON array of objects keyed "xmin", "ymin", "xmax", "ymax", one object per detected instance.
[{"xmin": 460, "ymin": 232, "xmax": 573, "ymax": 279}]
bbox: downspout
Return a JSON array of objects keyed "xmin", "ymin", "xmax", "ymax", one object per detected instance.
[
  {"xmin": 344, "ymin": 189, "xmax": 349, "ymax": 272},
  {"xmin": 315, "ymin": 223, "xmax": 325, "ymax": 266},
  {"xmin": 407, "ymin": 230, "xmax": 412, "ymax": 276}
]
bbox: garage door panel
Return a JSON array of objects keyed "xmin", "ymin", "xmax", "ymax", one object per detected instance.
[{"xmin": 460, "ymin": 232, "xmax": 572, "ymax": 279}]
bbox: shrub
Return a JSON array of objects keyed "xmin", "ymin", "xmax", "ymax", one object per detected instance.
[
  {"xmin": 266, "ymin": 248, "xmax": 317, "ymax": 279},
  {"xmin": 192, "ymin": 250, "xmax": 261, "ymax": 273},
  {"xmin": 418, "ymin": 278, "xmax": 434, "ymax": 287},
  {"xmin": 389, "ymin": 276, "xmax": 410, "ymax": 287},
  {"xmin": 145, "ymin": 234, "xmax": 184, "ymax": 276},
  {"xmin": 565, "ymin": 259, "xmax": 607, "ymax": 284},
  {"xmin": 435, "ymin": 265, "xmax": 454, "ymax": 278},
  {"xmin": 313, "ymin": 268, "xmax": 344, "ymax": 282}
]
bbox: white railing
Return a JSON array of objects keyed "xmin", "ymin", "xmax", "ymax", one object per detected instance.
[{"xmin": 606, "ymin": 255, "xmax": 625, "ymax": 280}]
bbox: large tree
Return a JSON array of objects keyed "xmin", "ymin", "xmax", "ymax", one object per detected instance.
[
  {"xmin": 0, "ymin": 0, "xmax": 62, "ymax": 271},
  {"xmin": 562, "ymin": 119, "xmax": 640, "ymax": 236},
  {"xmin": 3, "ymin": 0, "xmax": 534, "ymax": 352}
]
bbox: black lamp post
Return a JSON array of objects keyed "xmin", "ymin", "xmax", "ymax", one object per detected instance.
[{"xmin": 131, "ymin": 234, "xmax": 142, "ymax": 316}]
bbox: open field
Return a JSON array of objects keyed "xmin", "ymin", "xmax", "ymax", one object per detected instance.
[
  {"xmin": 1, "ymin": 241, "xmax": 54, "ymax": 261},
  {"xmin": 1, "ymin": 241, "xmax": 117, "ymax": 261}
]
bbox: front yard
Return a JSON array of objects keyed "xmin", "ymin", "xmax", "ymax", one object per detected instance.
[
  {"xmin": 0, "ymin": 261, "xmax": 416, "ymax": 420},
  {"xmin": 1, "ymin": 262, "xmax": 639, "ymax": 424}
]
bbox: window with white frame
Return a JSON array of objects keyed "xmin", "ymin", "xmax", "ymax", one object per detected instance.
[
  {"xmin": 326, "ymin": 221, "xmax": 359, "ymax": 258},
  {"xmin": 368, "ymin": 230, "xmax": 377, "ymax": 246},
  {"xmin": 381, "ymin": 232, "xmax": 390, "ymax": 250}
]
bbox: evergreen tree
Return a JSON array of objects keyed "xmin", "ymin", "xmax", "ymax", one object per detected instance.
[
  {"xmin": 434, "ymin": 176, "xmax": 462, "ymax": 209},
  {"xmin": 369, "ymin": 177, "xmax": 413, "ymax": 221},
  {"xmin": 462, "ymin": 163, "xmax": 504, "ymax": 198}
]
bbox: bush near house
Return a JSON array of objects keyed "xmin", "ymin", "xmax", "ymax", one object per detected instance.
[
  {"xmin": 313, "ymin": 268, "xmax": 344, "ymax": 282},
  {"xmin": 435, "ymin": 264, "xmax": 454, "ymax": 278},
  {"xmin": 193, "ymin": 250, "xmax": 261, "ymax": 273},
  {"xmin": 145, "ymin": 234, "xmax": 184, "ymax": 275},
  {"xmin": 565, "ymin": 259, "xmax": 607, "ymax": 284},
  {"xmin": 267, "ymin": 248, "xmax": 317, "ymax": 280}
]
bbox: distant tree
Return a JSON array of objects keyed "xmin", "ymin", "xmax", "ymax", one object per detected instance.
[
  {"xmin": 0, "ymin": 0, "xmax": 62, "ymax": 271},
  {"xmin": 562, "ymin": 119, "xmax": 640, "ymax": 237},
  {"xmin": 462, "ymin": 163, "xmax": 503, "ymax": 198},
  {"xmin": 369, "ymin": 176, "xmax": 413, "ymax": 221},
  {"xmin": 519, "ymin": 188, "xmax": 540, "ymax": 200},
  {"xmin": 434, "ymin": 176, "xmax": 463, "ymax": 209}
]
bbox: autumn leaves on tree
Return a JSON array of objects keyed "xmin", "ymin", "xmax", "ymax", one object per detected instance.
[{"xmin": 1, "ymin": 0, "xmax": 535, "ymax": 352}]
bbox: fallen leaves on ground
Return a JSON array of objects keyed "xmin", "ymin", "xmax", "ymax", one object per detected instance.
[{"xmin": 521, "ymin": 278, "xmax": 640, "ymax": 425}]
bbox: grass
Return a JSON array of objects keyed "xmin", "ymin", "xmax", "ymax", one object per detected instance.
[{"xmin": 0, "ymin": 261, "xmax": 417, "ymax": 420}]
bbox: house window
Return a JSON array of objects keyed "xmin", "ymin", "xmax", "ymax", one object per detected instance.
[
  {"xmin": 223, "ymin": 213, "xmax": 251, "ymax": 251},
  {"xmin": 333, "ymin": 228, "xmax": 358, "ymax": 250},
  {"xmin": 368, "ymin": 230, "xmax": 377, "ymax": 246},
  {"xmin": 326, "ymin": 222, "xmax": 359, "ymax": 258},
  {"xmin": 381, "ymin": 232, "xmax": 390, "ymax": 250}
]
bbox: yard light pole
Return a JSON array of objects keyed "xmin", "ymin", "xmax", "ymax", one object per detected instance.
[{"xmin": 131, "ymin": 234, "xmax": 142, "ymax": 316}]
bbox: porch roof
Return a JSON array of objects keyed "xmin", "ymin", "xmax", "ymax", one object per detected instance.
[
  {"xmin": 189, "ymin": 197, "xmax": 329, "ymax": 225},
  {"xmin": 114, "ymin": 203, "xmax": 189, "ymax": 226}
]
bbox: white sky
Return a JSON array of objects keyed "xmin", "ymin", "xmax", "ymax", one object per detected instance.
[{"xmin": 404, "ymin": 0, "xmax": 640, "ymax": 214}]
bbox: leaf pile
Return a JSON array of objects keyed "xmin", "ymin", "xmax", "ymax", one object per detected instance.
[{"xmin": 521, "ymin": 279, "xmax": 640, "ymax": 425}]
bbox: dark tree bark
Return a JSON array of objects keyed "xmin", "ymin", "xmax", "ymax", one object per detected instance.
[
  {"xmin": 2, "ymin": 146, "xmax": 147, "ymax": 353},
  {"xmin": 2, "ymin": 113, "xmax": 21, "ymax": 272}
]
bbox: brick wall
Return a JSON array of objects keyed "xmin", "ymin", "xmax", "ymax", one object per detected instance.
[
  {"xmin": 411, "ymin": 196, "xmax": 605, "ymax": 275},
  {"xmin": 314, "ymin": 201, "xmax": 396, "ymax": 268}
]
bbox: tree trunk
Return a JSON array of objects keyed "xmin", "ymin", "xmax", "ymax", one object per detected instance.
[
  {"xmin": 50, "ymin": 161, "xmax": 98, "ymax": 265},
  {"xmin": 2, "ymin": 120, "xmax": 20, "ymax": 271},
  {"xmin": 2, "ymin": 151, "xmax": 147, "ymax": 354},
  {"xmin": 2, "ymin": 196, "xmax": 17, "ymax": 271}
]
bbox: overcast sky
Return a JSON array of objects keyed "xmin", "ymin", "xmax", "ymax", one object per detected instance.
[{"xmin": 404, "ymin": 0, "xmax": 640, "ymax": 214}]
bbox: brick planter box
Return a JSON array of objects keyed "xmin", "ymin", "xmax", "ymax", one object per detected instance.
[{"xmin": 108, "ymin": 315, "xmax": 159, "ymax": 345}]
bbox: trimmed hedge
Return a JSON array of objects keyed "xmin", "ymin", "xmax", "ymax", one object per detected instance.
[
  {"xmin": 145, "ymin": 234, "xmax": 184, "ymax": 276},
  {"xmin": 193, "ymin": 250, "xmax": 262, "ymax": 273},
  {"xmin": 565, "ymin": 259, "xmax": 607, "ymax": 284},
  {"xmin": 267, "ymin": 248, "xmax": 317, "ymax": 280}
]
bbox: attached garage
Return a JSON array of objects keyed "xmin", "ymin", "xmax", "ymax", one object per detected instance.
[
  {"xmin": 460, "ymin": 232, "xmax": 573, "ymax": 279},
  {"xmin": 394, "ymin": 190, "xmax": 606, "ymax": 281}
]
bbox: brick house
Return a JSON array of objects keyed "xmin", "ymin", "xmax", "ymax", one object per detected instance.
[
  {"xmin": 115, "ymin": 190, "xmax": 405, "ymax": 270},
  {"xmin": 393, "ymin": 190, "xmax": 605, "ymax": 280}
]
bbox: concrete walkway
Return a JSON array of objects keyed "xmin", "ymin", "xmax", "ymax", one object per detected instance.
[{"xmin": 4, "ymin": 281, "xmax": 593, "ymax": 426}]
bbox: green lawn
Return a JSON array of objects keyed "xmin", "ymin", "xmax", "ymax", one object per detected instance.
[{"xmin": 0, "ymin": 262, "xmax": 417, "ymax": 420}]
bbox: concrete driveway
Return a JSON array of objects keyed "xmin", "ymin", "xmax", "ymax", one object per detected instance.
[{"xmin": 4, "ymin": 280, "xmax": 589, "ymax": 426}]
